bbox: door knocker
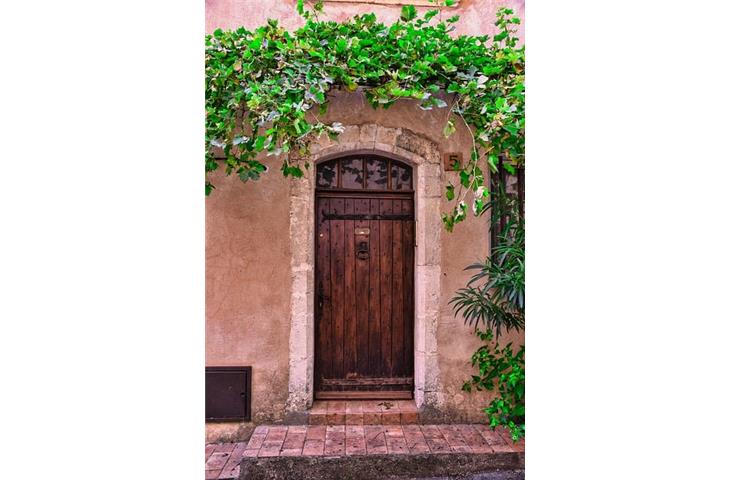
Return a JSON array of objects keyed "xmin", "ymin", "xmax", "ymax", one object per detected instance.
[{"xmin": 356, "ymin": 240, "xmax": 369, "ymax": 260}]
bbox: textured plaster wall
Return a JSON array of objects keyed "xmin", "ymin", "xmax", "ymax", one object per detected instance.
[
  {"xmin": 206, "ymin": 0, "xmax": 526, "ymax": 438},
  {"xmin": 206, "ymin": 158, "xmax": 293, "ymax": 440},
  {"xmin": 205, "ymin": 0, "xmax": 525, "ymax": 39}
]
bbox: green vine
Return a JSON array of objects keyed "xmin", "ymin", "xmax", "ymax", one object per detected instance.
[
  {"xmin": 453, "ymin": 172, "xmax": 525, "ymax": 441},
  {"xmin": 462, "ymin": 328, "xmax": 525, "ymax": 441},
  {"xmin": 205, "ymin": 0, "xmax": 524, "ymax": 230}
]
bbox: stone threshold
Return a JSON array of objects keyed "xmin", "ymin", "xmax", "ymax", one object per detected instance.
[
  {"xmin": 205, "ymin": 424, "xmax": 524, "ymax": 480},
  {"xmin": 308, "ymin": 399, "xmax": 419, "ymax": 425}
]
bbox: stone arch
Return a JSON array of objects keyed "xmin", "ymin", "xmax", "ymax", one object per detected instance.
[{"xmin": 286, "ymin": 124, "xmax": 444, "ymax": 417}]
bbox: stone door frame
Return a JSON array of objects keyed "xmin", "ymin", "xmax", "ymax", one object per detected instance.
[{"xmin": 286, "ymin": 124, "xmax": 443, "ymax": 416}]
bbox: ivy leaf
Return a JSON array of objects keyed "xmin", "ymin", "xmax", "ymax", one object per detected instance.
[
  {"xmin": 460, "ymin": 170, "xmax": 471, "ymax": 188},
  {"xmin": 443, "ymin": 119, "xmax": 456, "ymax": 138},
  {"xmin": 446, "ymin": 184, "xmax": 455, "ymax": 201},
  {"xmin": 424, "ymin": 9, "xmax": 439, "ymax": 22},
  {"xmin": 441, "ymin": 212, "xmax": 455, "ymax": 232},
  {"xmin": 282, "ymin": 163, "xmax": 303, "ymax": 177},
  {"xmin": 400, "ymin": 5, "xmax": 417, "ymax": 22},
  {"xmin": 488, "ymin": 154, "xmax": 499, "ymax": 172},
  {"xmin": 510, "ymin": 83, "xmax": 525, "ymax": 96},
  {"xmin": 503, "ymin": 124, "xmax": 519, "ymax": 136},
  {"xmin": 472, "ymin": 198, "xmax": 484, "ymax": 215},
  {"xmin": 446, "ymin": 83, "xmax": 462, "ymax": 94},
  {"xmin": 456, "ymin": 201, "xmax": 467, "ymax": 220},
  {"xmin": 442, "ymin": 63, "xmax": 458, "ymax": 73}
]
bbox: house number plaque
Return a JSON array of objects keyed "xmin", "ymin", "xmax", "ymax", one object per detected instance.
[{"xmin": 443, "ymin": 152, "xmax": 463, "ymax": 171}]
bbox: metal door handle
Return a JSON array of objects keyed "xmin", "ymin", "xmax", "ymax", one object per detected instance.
[{"xmin": 356, "ymin": 241, "xmax": 369, "ymax": 260}]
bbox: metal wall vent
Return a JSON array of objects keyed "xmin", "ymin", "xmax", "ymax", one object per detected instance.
[{"xmin": 205, "ymin": 366, "xmax": 252, "ymax": 421}]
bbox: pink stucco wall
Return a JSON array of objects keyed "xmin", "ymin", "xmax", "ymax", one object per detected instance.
[
  {"xmin": 205, "ymin": 0, "xmax": 525, "ymax": 36},
  {"xmin": 205, "ymin": 0, "xmax": 525, "ymax": 37}
]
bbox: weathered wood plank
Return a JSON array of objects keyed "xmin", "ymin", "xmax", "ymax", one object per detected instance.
[
  {"xmin": 316, "ymin": 390, "xmax": 412, "ymax": 400},
  {"xmin": 316, "ymin": 197, "xmax": 332, "ymax": 384},
  {"xmin": 367, "ymin": 198, "xmax": 382, "ymax": 378},
  {"xmin": 379, "ymin": 198, "xmax": 394, "ymax": 378},
  {"xmin": 355, "ymin": 198, "xmax": 371, "ymax": 376},
  {"xmin": 402, "ymin": 198, "xmax": 415, "ymax": 382},
  {"xmin": 343, "ymin": 198, "xmax": 357, "ymax": 379},
  {"xmin": 330, "ymin": 197, "xmax": 345, "ymax": 379},
  {"xmin": 391, "ymin": 200, "xmax": 405, "ymax": 377},
  {"xmin": 320, "ymin": 377, "xmax": 413, "ymax": 386}
]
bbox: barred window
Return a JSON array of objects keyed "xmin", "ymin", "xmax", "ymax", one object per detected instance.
[
  {"xmin": 316, "ymin": 155, "xmax": 412, "ymax": 191},
  {"xmin": 490, "ymin": 162, "xmax": 524, "ymax": 254}
]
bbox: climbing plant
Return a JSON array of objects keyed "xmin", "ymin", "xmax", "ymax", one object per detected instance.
[
  {"xmin": 451, "ymin": 187, "xmax": 525, "ymax": 338},
  {"xmin": 453, "ymin": 181, "xmax": 525, "ymax": 441},
  {"xmin": 205, "ymin": 0, "xmax": 524, "ymax": 230},
  {"xmin": 462, "ymin": 328, "xmax": 525, "ymax": 441}
]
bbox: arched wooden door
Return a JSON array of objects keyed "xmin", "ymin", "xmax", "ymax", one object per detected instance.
[{"xmin": 314, "ymin": 154, "xmax": 415, "ymax": 400}]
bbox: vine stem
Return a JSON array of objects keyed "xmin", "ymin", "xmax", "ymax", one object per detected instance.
[{"xmin": 453, "ymin": 97, "xmax": 484, "ymax": 207}]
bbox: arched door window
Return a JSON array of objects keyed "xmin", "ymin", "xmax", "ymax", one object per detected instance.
[{"xmin": 316, "ymin": 155, "xmax": 413, "ymax": 191}]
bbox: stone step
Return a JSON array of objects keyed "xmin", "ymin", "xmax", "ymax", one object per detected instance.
[
  {"xmin": 307, "ymin": 400, "xmax": 419, "ymax": 425},
  {"xmin": 206, "ymin": 424, "xmax": 524, "ymax": 480}
]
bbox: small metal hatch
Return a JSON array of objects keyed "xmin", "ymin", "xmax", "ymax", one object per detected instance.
[{"xmin": 205, "ymin": 366, "xmax": 252, "ymax": 421}]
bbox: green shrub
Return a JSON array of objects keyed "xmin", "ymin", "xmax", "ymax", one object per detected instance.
[
  {"xmin": 453, "ymin": 184, "xmax": 525, "ymax": 441},
  {"xmin": 462, "ymin": 328, "xmax": 525, "ymax": 441}
]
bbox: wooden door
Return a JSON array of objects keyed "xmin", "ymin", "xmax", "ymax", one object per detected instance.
[{"xmin": 314, "ymin": 155, "xmax": 415, "ymax": 400}]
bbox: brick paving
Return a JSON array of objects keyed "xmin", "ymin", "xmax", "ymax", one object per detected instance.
[
  {"xmin": 205, "ymin": 442, "xmax": 245, "ymax": 480},
  {"xmin": 206, "ymin": 399, "xmax": 524, "ymax": 479},
  {"xmin": 205, "ymin": 424, "xmax": 524, "ymax": 479}
]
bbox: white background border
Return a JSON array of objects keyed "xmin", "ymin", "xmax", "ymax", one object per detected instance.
[{"xmin": 2, "ymin": 1, "xmax": 730, "ymax": 479}]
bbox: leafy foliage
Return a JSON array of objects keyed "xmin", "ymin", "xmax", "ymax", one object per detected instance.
[
  {"xmin": 462, "ymin": 329, "xmax": 525, "ymax": 441},
  {"xmin": 205, "ymin": 1, "xmax": 524, "ymax": 229},
  {"xmin": 450, "ymin": 187, "xmax": 524, "ymax": 338},
  {"xmin": 453, "ymin": 178, "xmax": 525, "ymax": 440}
]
